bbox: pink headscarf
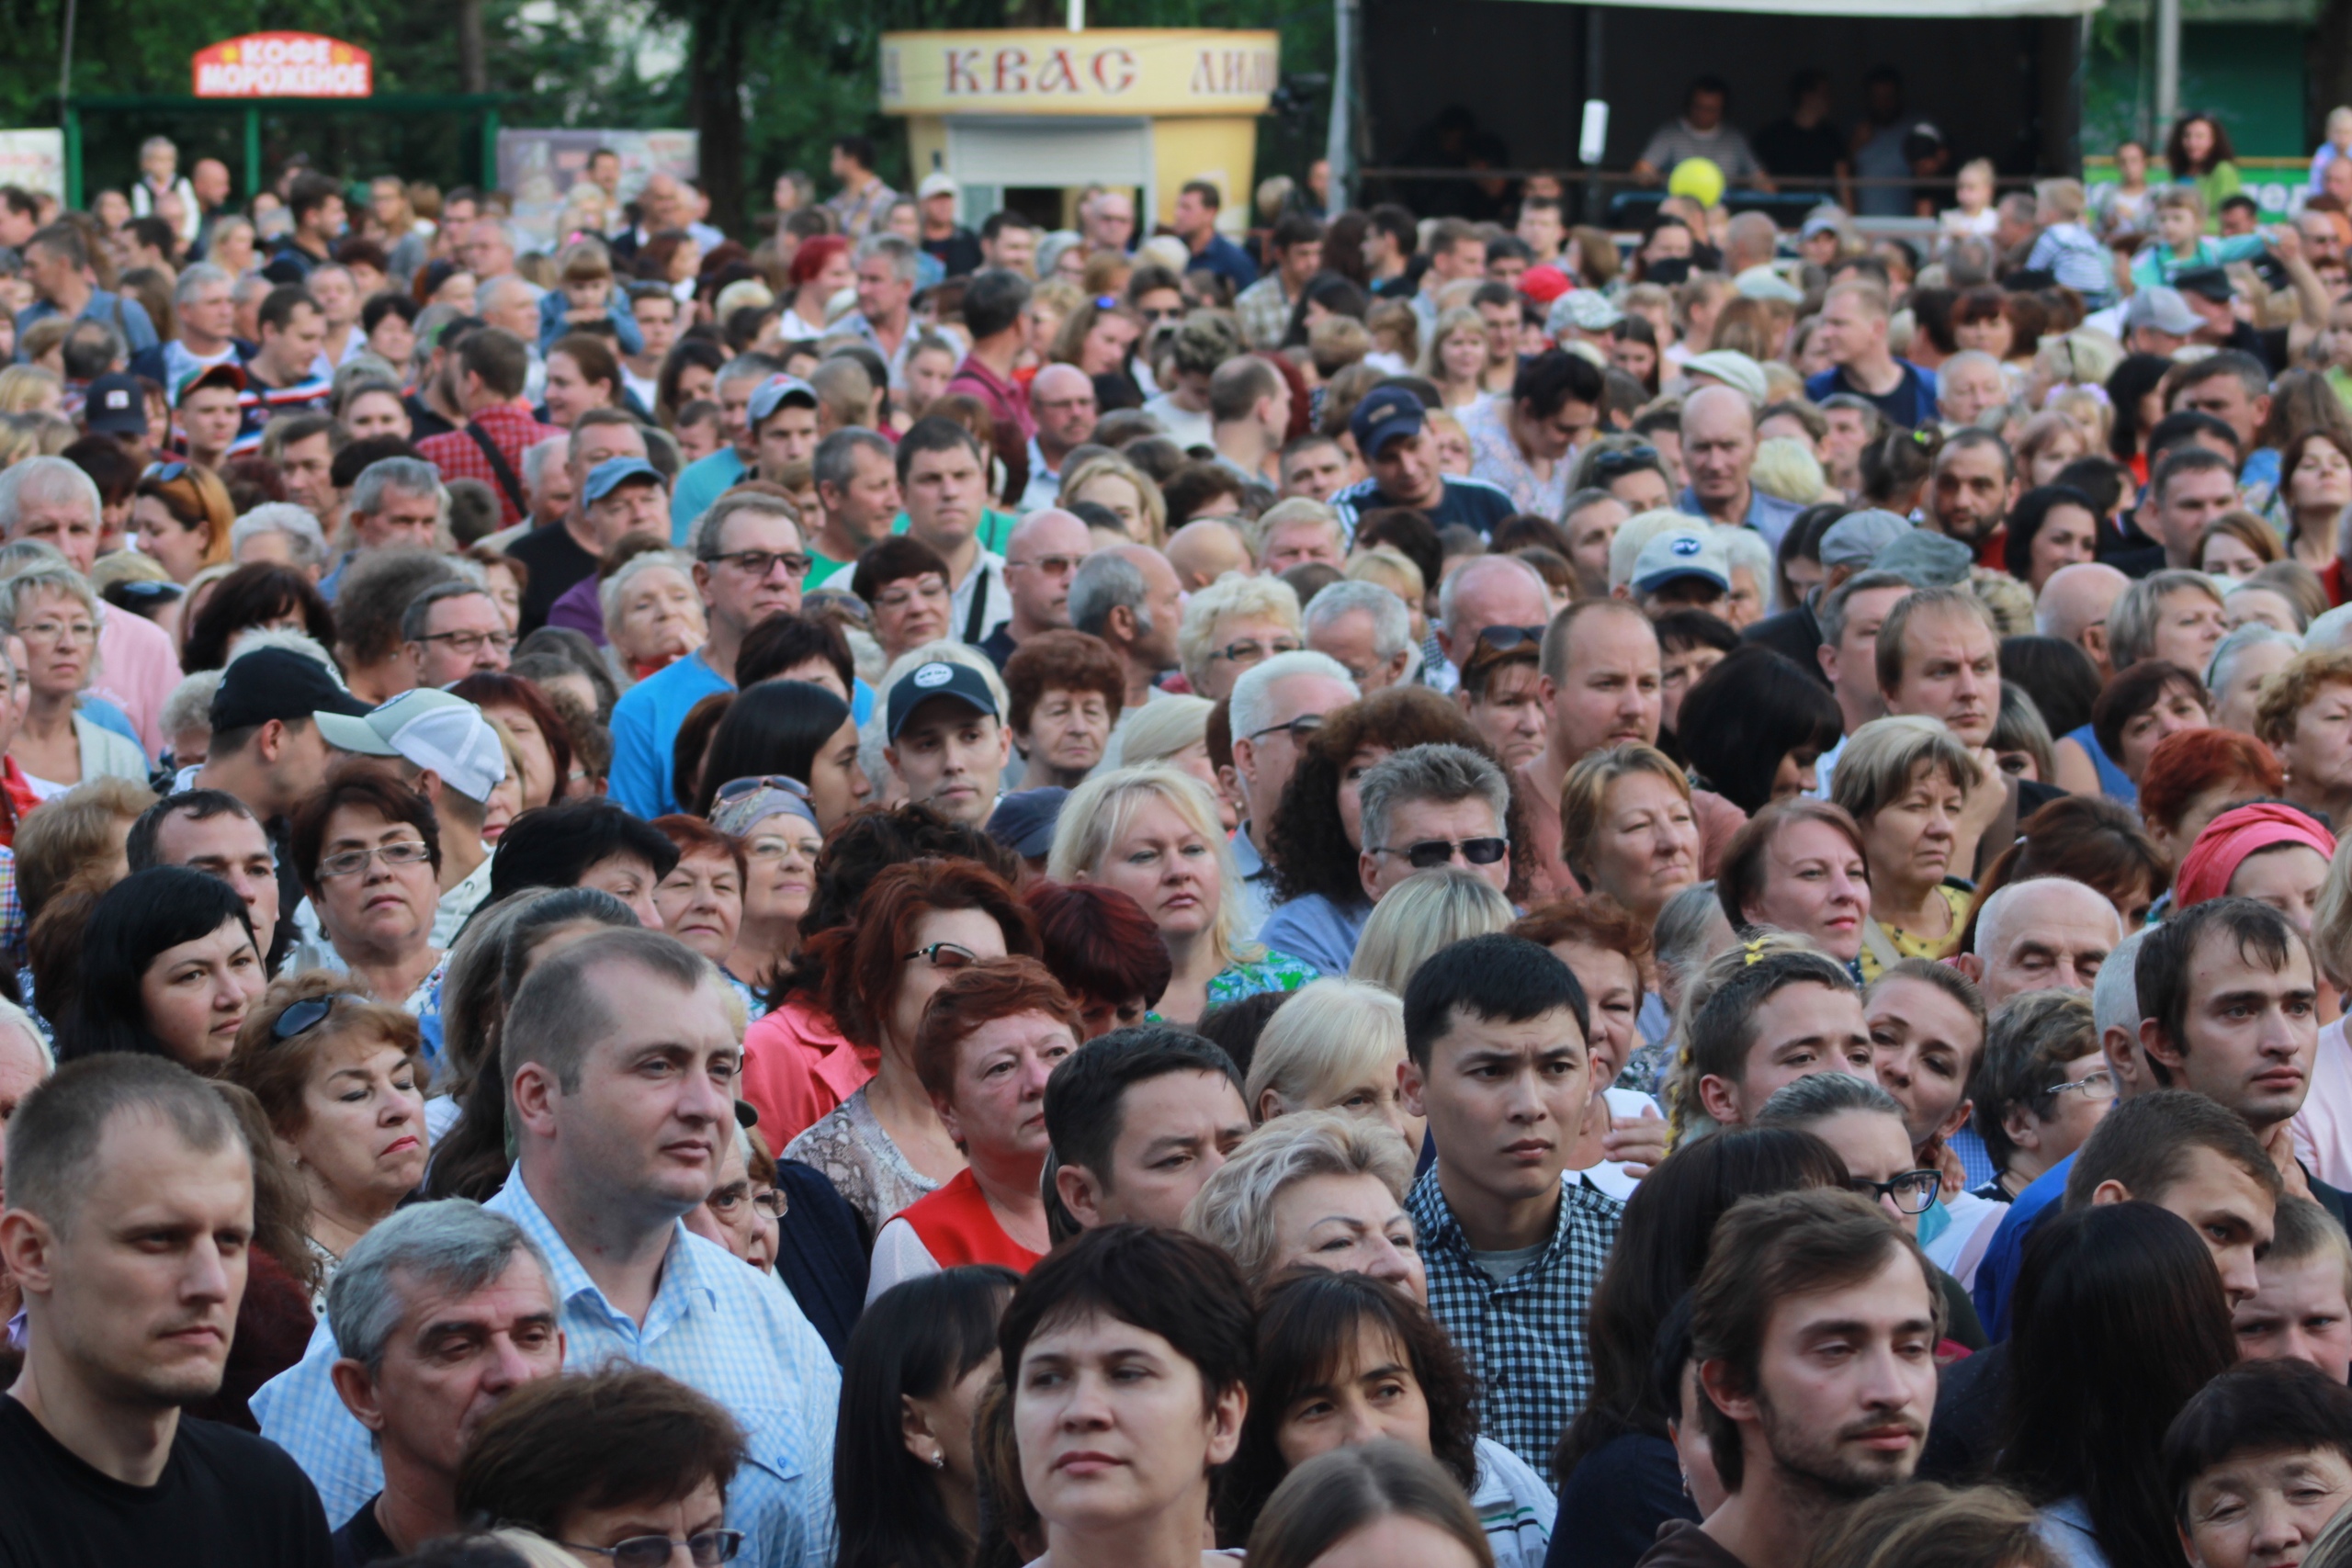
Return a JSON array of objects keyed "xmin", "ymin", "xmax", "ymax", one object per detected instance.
[{"xmin": 2171, "ymin": 802, "xmax": 2338, "ymax": 910}]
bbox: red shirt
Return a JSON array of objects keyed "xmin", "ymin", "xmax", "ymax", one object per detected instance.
[
  {"xmin": 2325, "ymin": 558, "xmax": 2347, "ymax": 608},
  {"xmin": 0, "ymin": 757, "xmax": 37, "ymax": 847},
  {"xmin": 417, "ymin": 403, "xmax": 566, "ymax": 525},
  {"xmin": 944, "ymin": 355, "xmax": 1036, "ymax": 445},
  {"xmin": 896, "ymin": 1168, "xmax": 1043, "ymax": 1274}
]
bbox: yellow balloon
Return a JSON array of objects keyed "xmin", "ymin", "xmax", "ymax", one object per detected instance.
[{"xmin": 1668, "ymin": 157, "xmax": 1726, "ymax": 208}]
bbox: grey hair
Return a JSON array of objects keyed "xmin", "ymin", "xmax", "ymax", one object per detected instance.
[
  {"xmin": 324, "ymin": 1200, "xmax": 551, "ymax": 1375},
  {"xmin": 1816, "ymin": 570, "xmax": 1914, "ymax": 649},
  {"xmin": 351, "ymin": 457, "xmax": 447, "ymax": 521},
  {"xmin": 716, "ymin": 353, "xmax": 786, "ymax": 390},
  {"xmin": 1347, "ymin": 866, "xmax": 1515, "ymax": 996},
  {"xmin": 1069, "ymin": 548, "xmax": 1148, "ymax": 638},
  {"xmin": 2207, "ymin": 622, "xmax": 2302, "ymax": 693},
  {"xmin": 174, "ymin": 262, "xmax": 230, "ymax": 307},
  {"xmin": 521, "ymin": 435, "xmax": 569, "ymax": 491},
  {"xmin": 0, "ymin": 541, "xmax": 66, "ymax": 577},
  {"xmin": 231, "ymin": 503, "xmax": 331, "ymax": 570},
  {"xmin": 597, "ymin": 549, "xmax": 697, "ymax": 640},
  {"xmin": 855, "ymin": 231, "xmax": 922, "ymax": 285},
  {"xmin": 0, "ymin": 565, "xmax": 99, "ymax": 636},
  {"xmin": 690, "ymin": 491, "xmax": 795, "ymax": 561},
  {"xmin": 478, "ymin": 274, "xmax": 543, "ymax": 315},
  {"xmin": 0, "ymin": 456, "xmax": 100, "ymax": 534},
  {"xmin": 1656, "ymin": 879, "xmax": 1730, "ymax": 985},
  {"xmin": 1181, "ymin": 1110, "xmax": 1415, "ymax": 1286},
  {"xmin": 813, "ymin": 427, "xmax": 893, "ymax": 494},
  {"xmin": 2091, "ymin": 926, "xmax": 2152, "ymax": 1042},
  {"xmin": 402, "ymin": 580, "xmax": 496, "ymax": 644},
  {"xmin": 1755, "ymin": 1069, "xmax": 1905, "ymax": 1127},
  {"xmin": 1437, "ymin": 553, "xmax": 1548, "ymax": 646},
  {"xmin": 1304, "ymin": 579, "xmax": 1410, "ymax": 662},
  {"xmin": 161, "ymin": 670, "xmax": 222, "ymax": 741},
  {"xmin": 1358, "ymin": 743, "xmax": 1509, "ymax": 859},
  {"xmin": 1227, "ymin": 649, "xmax": 1358, "ymax": 745},
  {"xmin": 2107, "ymin": 570, "xmax": 2222, "ymax": 671}
]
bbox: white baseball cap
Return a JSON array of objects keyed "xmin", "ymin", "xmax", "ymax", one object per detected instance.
[
  {"xmin": 1632, "ymin": 528, "xmax": 1732, "ymax": 595},
  {"xmin": 315, "ymin": 688, "xmax": 506, "ymax": 805}
]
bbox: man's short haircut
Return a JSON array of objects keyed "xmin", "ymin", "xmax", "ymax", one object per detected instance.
[
  {"xmin": 1512, "ymin": 349, "xmax": 1607, "ymax": 423},
  {"xmin": 1209, "ymin": 355, "xmax": 1283, "ymax": 424},
  {"xmin": 854, "ymin": 231, "xmax": 921, "ymax": 286},
  {"xmin": 1537, "ymin": 595, "xmax": 1651, "ymax": 686},
  {"xmin": 6, "ymin": 1055, "xmax": 243, "ymax": 1232},
  {"xmin": 2164, "ymin": 1359, "xmax": 2352, "ymax": 1526},
  {"xmin": 501, "ymin": 927, "xmax": 712, "ymax": 1092},
  {"xmin": 256, "ymin": 285, "xmax": 321, "ymax": 338},
  {"xmin": 1939, "ymin": 424, "xmax": 2016, "ymax": 483},
  {"xmin": 1357, "ymin": 743, "xmax": 1508, "ymax": 860},
  {"xmin": 893, "ymin": 414, "xmax": 985, "ymax": 485},
  {"xmin": 24, "ymin": 222, "xmax": 85, "ymax": 269},
  {"xmin": 1043, "ymin": 1025, "xmax": 1241, "ymax": 1183},
  {"xmin": 1966, "ymin": 988, "xmax": 2098, "ymax": 1174},
  {"xmin": 978, "ymin": 209, "xmax": 1034, "ymax": 243},
  {"xmin": 2136, "ymin": 896, "xmax": 2310, "ymax": 1083},
  {"xmin": 2266, "ymin": 1192, "xmax": 2352, "ymax": 1294},
  {"xmin": 962, "ymin": 269, "xmax": 1032, "ymax": 342},
  {"xmin": 2062, "ymin": 1087, "xmax": 2282, "ymax": 1209},
  {"xmin": 1873, "ymin": 584, "xmax": 1997, "ymax": 695},
  {"xmin": 1972, "ymin": 875, "xmax": 2117, "ymax": 963},
  {"xmin": 1270, "ymin": 212, "xmax": 1322, "ymax": 253},
  {"xmin": 327, "ymin": 1199, "xmax": 550, "ymax": 1376},
  {"xmin": 1691, "ymin": 1188, "xmax": 1943, "ymax": 1487},
  {"xmin": 1400, "ymin": 933, "xmax": 1588, "ymax": 1070},
  {"xmin": 2154, "ymin": 443, "xmax": 2236, "ymax": 501},
  {"xmin": 1824, "ymin": 278, "xmax": 1891, "ymax": 321},
  {"xmin": 1181, "ymin": 178, "xmax": 1224, "ymax": 212},
  {"xmin": 335, "ymin": 548, "xmax": 462, "ymax": 669},
  {"xmin": 2165, "ymin": 349, "xmax": 2270, "ymax": 407},
  {"xmin": 812, "ymin": 427, "xmax": 894, "ymax": 496},
  {"xmin": 455, "ymin": 1365, "xmax": 747, "ymax": 1534},
  {"xmin": 1754, "ymin": 1069, "xmax": 1905, "ymax": 1128},
  {"xmin": 402, "ymin": 579, "xmax": 495, "ymax": 644},
  {"xmin": 1227, "ymin": 649, "xmax": 1357, "ymax": 744},
  {"xmin": 1686, "ymin": 948, "xmax": 1859, "ymax": 1091},
  {"xmin": 1303, "ymin": 578, "xmax": 1410, "ymax": 665},
  {"xmin": 125, "ymin": 788, "xmax": 257, "ymax": 872},
  {"xmin": 1068, "ymin": 547, "xmax": 1149, "ymax": 638},
  {"xmin": 351, "ymin": 455, "xmax": 446, "ymax": 520},
  {"xmin": 458, "ymin": 327, "xmax": 530, "ymax": 402}
]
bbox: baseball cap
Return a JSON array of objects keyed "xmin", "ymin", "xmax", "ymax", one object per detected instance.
[
  {"xmin": 918, "ymin": 172, "xmax": 959, "ymax": 201},
  {"xmin": 1632, "ymin": 529, "xmax": 1731, "ymax": 595},
  {"xmin": 1872, "ymin": 528, "xmax": 1974, "ymax": 588},
  {"xmin": 746, "ymin": 376, "xmax": 819, "ymax": 429},
  {"xmin": 1517, "ymin": 265, "xmax": 1572, "ymax": 306},
  {"xmin": 1818, "ymin": 510, "xmax": 1915, "ymax": 570},
  {"xmin": 1349, "ymin": 385, "xmax": 1428, "ymax": 460},
  {"xmin": 209, "ymin": 648, "xmax": 372, "ymax": 733},
  {"xmin": 582, "ymin": 456, "xmax": 666, "ymax": 506},
  {"xmin": 2171, "ymin": 265, "xmax": 2234, "ymax": 304},
  {"xmin": 988, "ymin": 787, "xmax": 1069, "ymax": 861},
  {"xmin": 174, "ymin": 361, "xmax": 245, "ymax": 406},
  {"xmin": 2125, "ymin": 286, "xmax": 2202, "ymax": 337},
  {"xmin": 313, "ymin": 688, "xmax": 506, "ymax": 804},
  {"xmin": 82, "ymin": 373, "xmax": 146, "ymax": 435},
  {"xmin": 887, "ymin": 660, "xmax": 1001, "ymax": 740},
  {"xmin": 1684, "ymin": 350, "xmax": 1768, "ymax": 405},
  {"xmin": 1555, "ymin": 290, "xmax": 1623, "ymax": 333},
  {"xmin": 1734, "ymin": 264, "xmax": 1804, "ymax": 304},
  {"xmin": 1799, "ymin": 209, "xmax": 1847, "ymax": 242}
]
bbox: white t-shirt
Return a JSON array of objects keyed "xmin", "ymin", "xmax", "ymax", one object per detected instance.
[{"xmin": 2294, "ymin": 1016, "xmax": 2352, "ymax": 1188}]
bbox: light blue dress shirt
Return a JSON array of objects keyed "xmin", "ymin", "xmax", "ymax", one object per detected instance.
[
  {"xmin": 251, "ymin": 1171, "xmax": 841, "ymax": 1568},
  {"xmin": 1256, "ymin": 892, "xmax": 1373, "ymax": 977}
]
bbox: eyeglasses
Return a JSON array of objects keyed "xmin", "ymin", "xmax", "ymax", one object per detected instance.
[
  {"xmin": 1476, "ymin": 624, "xmax": 1547, "ymax": 654},
  {"xmin": 1370, "ymin": 837, "xmax": 1509, "ymax": 870},
  {"xmin": 18, "ymin": 618, "xmax": 95, "ymax": 645},
  {"xmin": 704, "ymin": 547, "xmax": 811, "ymax": 580},
  {"xmin": 1589, "ymin": 446, "xmax": 1660, "ymax": 478},
  {"xmin": 1849, "ymin": 1169, "xmax": 1942, "ymax": 1215},
  {"xmin": 557, "ymin": 1529, "xmax": 744, "ymax": 1568},
  {"xmin": 414, "ymin": 628, "xmax": 516, "ymax": 655},
  {"xmin": 272, "ymin": 992, "xmax": 363, "ymax": 1043},
  {"xmin": 707, "ymin": 1182, "xmax": 788, "ymax": 1222},
  {"xmin": 904, "ymin": 942, "xmax": 980, "ymax": 970},
  {"xmin": 875, "ymin": 579, "xmax": 950, "ymax": 612},
  {"xmin": 1207, "ymin": 637, "xmax": 1303, "ymax": 666},
  {"xmin": 714, "ymin": 774, "xmax": 812, "ymax": 805},
  {"xmin": 2045, "ymin": 1068, "xmax": 2118, "ymax": 1102},
  {"xmin": 1244, "ymin": 714, "xmax": 1326, "ymax": 746},
  {"xmin": 317, "ymin": 840, "xmax": 433, "ymax": 879},
  {"xmin": 1006, "ymin": 554, "xmax": 1084, "ymax": 577}
]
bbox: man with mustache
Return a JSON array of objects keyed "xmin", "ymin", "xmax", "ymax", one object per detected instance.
[{"xmin": 0, "ymin": 1055, "xmax": 334, "ymax": 1563}]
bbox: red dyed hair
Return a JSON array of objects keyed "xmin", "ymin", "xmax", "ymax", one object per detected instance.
[
  {"xmin": 1510, "ymin": 895, "xmax": 1655, "ymax": 988},
  {"xmin": 649, "ymin": 814, "xmax": 747, "ymax": 884},
  {"xmin": 807, "ymin": 858, "xmax": 1039, "ymax": 1047},
  {"xmin": 910, "ymin": 955, "xmax": 1081, "ymax": 1105},
  {"xmin": 789, "ymin": 235, "xmax": 849, "ymax": 289},
  {"xmin": 1024, "ymin": 880, "xmax": 1173, "ymax": 1012},
  {"xmin": 2136, "ymin": 728, "xmax": 2286, "ymax": 838}
]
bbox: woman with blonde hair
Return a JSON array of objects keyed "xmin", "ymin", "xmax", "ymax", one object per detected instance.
[
  {"xmin": 1047, "ymin": 764, "xmax": 1317, "ymax": 1023},
  {"xmin": 0, "ymin": 366, "xmax": 63, "ymax": 417},
  {"xmin": 1244, "ymin": 977, "xmax": 1422, "ymax": 1155},
  {"xmin": 1102, "ymin": 693, "xmax": 1234, "ymax": 827},
  {"xmin": 1559, "ymin": 743, "xmax": 1703, "ymax": 923},
  {"xmin": 1058, "ymin": 450, "xmax": 1167, "ymax": 546},
  {"xmin": 1176, "ymin": 573, "xmax": 1304, "ymax": 702},
  {"xmin": 1184, "ymin": 1110, "xmax": 1419, "ymax": 1290},
  {"xmin": 1422, "ymin": 307, "xmax": 1491, "ymax": 411},
  {"xmin": 130, "ymin": 461, "xmax": 236, "ymax": 583},
  {"xmin": 1348, "ymin": 866, "xmax": 1512, "ymax": 998}
]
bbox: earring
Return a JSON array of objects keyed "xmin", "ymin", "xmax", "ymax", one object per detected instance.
[{"xmin": 930, "ymin": 1452, "xmax": 946, "ymax": 1470}]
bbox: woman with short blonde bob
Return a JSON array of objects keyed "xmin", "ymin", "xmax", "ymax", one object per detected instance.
[
  {"xmin": 1048, "ymin": 765, "xmax": 1316, "ymax": 1023},
  {"xmin": 1348, "ymin": 865, "xmax": 1513, "ymax": 998},
  {"xmin": 1059, "ymin": 450, "xmax": 1167, "ymax": 547},
  {"xmin": 1831, "ymin": 716, "xmax": 1988, "ymax": 976},
  {"xmin": 1244, "ymin": 978, "xmax": 1423, "ymax": 1156},
  {"xmin": 1560, "ymin": 743, "xmax": 1702, "ymax": 924},
  {"xmin": 1183, "ymin": 1109, "xmax": 1420, "ymax": 1293}
]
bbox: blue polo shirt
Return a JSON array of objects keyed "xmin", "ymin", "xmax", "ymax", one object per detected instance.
[
  {"xmin": 1971, "ymin": 1152, "xmax": 2073, "ymax": 1341},
  {"xmin": 669, "ymin": 447, "xmax": 749, "ymax": 544}
]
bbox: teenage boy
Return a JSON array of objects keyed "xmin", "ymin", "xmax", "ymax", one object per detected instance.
[{"xmin": 1688, "ymin": 948, "xmax": 1875, "ymax": 1131}]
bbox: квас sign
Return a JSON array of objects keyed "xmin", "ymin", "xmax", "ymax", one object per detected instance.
[{"xmin": 193, "ymin": 33, "xmax": 373, "ymax": 98}]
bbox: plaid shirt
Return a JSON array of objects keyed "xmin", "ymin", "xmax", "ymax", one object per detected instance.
[
  {"xmin": 1234, "ymin": 272, "xmax": 1295, "ymax": 350},
  {"xmin": 251, "ymin": 1170, "xmax": 841, "ymax": 1568},
  {"xmin": 1406, "ymin": 1167, "xmax": 1623, "ymax": 1472},
  {"xmin": 416, "ymin": 403, "xmax": 565, "ymax": 525},
  {"xmin": 825, "ymin": 175, "xmax": 899, "ymax": 240}
]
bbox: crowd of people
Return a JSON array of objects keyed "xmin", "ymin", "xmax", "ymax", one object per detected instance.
[{"xmin": 10, "ymin": 101, "xmax": 2352, "ymax": 1568}]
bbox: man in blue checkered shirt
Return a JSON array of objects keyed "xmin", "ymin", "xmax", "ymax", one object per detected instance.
[
  {"xmin": 254, "ymin": 929, "xmax": 840, "ymax": 1568},
  {"xmin": 1400, "ymin": 932, "xmax": 1623, "ymax": 1472}
]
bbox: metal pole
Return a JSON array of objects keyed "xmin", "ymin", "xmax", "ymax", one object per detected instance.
[
  {"xmin": 62, "ymin": 104, "xmax": 81, "ymax": 210},
  {"xmin": 1327, "ymin": 0, "xmax": 1356, "ymax": 209},
  {"xmin": 244, "ymin": 107, "xmax": 261, "ymax": 201},
  {"xmin": 56, "ymin": 0, "xmax": 75, "ymax": 104},
  {"xmin": 1583, "ymin": 6, "xmax": 1604, "ymax": 223},
  {"xmin": 2154, "ymin": 0, "xmax": 2179, "ymax": 135}
]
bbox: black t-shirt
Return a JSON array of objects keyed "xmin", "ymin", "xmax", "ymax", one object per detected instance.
[
  {"xmin": 0, "ymin": 1394, "xmax": 333, "ymax": 1567},
  {"xmin": 330, "ymin": 1493, "xmax": 399, "ymax": 1568},
  {"xmin": 503, "ymin": 519, "xmax": 600, "ymax": 637},
  {"xmin": 1753, "ymin": 118, "xmax": 1849, "ymax": 181},
  {"xmin": 922, "ymin": 228, "xmax": 984, "ymax": 279},
  {"xmin": 401, "ymin": 393, "xmax": 456, "ymax": 443}
]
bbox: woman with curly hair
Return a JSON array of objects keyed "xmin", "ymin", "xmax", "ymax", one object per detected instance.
[{"xmin": 1259, "ymin": 686, "xmax": 1532, "ymax": 979}]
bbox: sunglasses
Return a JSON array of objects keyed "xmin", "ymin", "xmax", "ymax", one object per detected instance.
[
  {"xmin": 904, "ymin": 942, "xmax": 981, "ymax": 970},
  {"xmin": 143, "ymin": 460, "xmax": 191, "ymax": 483},
  {"xmin": 1589, "ymin": 446, "xmax": 1660, "ymax": 478},
  {"xmin": 273, "ymin": 993, "xmax": 364, "ymax": 1043},
  {"xmin": 714, "ymin": 774, "xmax": 812, "ymax": 805},
  {"xmin": 1370, "ymin": 837, "xmax": 1508, "ymax": 870},
  {"xmin": 1243, "ymin": 714, "xmax": 1326, "ymax": 745}
]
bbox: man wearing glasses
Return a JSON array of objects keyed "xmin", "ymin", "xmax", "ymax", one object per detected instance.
[
  {"xmin": 610, "ymin": 491, "xmax": 808, "ymax": 817},
  {"xmin": 981, "ymin": 508, "xmax": 1090, "ymax": 672},
  {"xmin": 401, "ymin": 583, "xmax": 513, "ymax": 689},
  {"xmin": 1356, "ymin": 744, "xmax": 1512, "ymax": 908},
  {"xmin": 1225, "ymin": 650, "xmax": 1359, "ymax": 937},
  {"xmin": 1019, "ymin": 365, "xmax": 1098, "ymax": 513}
]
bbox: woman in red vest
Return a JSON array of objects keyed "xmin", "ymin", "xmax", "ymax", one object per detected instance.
[{"xmin": 865, "ymin": 956, "xmax": 1080, "ymax": 1298}]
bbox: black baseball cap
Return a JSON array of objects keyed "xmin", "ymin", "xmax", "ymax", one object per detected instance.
[
  {"xmin": 885, "ymin": 659, "xmax": 1000, "ymax": 740},
  {"xmin": 988, "ymin": 787, "xmax": 1069, "ymax": 860},
  {"xmin": 2172, "ymin": 265, "xmax": 2234, "ymax": 304},
  {"xmin": 209, "ymin": 648, "xmax": 373, "ymax": 733},
  {"xmin": 83, "ymin": 373, "xmax": 147, "ymax": 436}
]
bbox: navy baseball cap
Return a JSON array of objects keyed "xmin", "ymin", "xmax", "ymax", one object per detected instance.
[
  {"xmin": 582, "ymin": 457, "xmax": 665, "ymax": 505},
  {"xmin": 83, "ymin": 373, "xmax": 147, "ymax": 435},
  {"xmin": 1349, "ymin": 385, "xmax": 1427, "ymax": 459},
  {"xmin": 988, "ymin": 787, "xmax": 1069, "ymax": 860},
  {"xmin": 886, "ymin": 659, "xmax": 1000, "ymax": 740}
]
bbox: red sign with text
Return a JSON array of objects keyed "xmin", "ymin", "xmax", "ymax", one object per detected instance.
[{"xmin": 193, "ymin": 34, "xmax": 372, "ymax": 98}]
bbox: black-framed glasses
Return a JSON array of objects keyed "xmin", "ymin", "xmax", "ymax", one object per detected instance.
[
  {"xmin": 703, "ymin": 547, "xmax": 810, "ymax": 580},
  {"xmin": 272, "ymin": 993, "xmax": 363, "ymax": 1043},
  {"xmin": 414, "ymin": 628, "xmax": 515, "ymax": 654},
  {"xmin": 1207, "ymin": 636, "xmax": 1303, "ymax": 665},
  {"xmin": 714, "ymin": 773, "xmax": 811, "ymax": 805},
  {"xmin": 1849, "ymin": 1169, "xmax": 1942, "ymax": 1216},
  {"xmin": 904, "ymin": 942, "xmax": 980, "ymax": 970},
  {"xmin": 558, "ymin": 1529, "xmax": 744, "ymax": 1568},
  {"xmin": 1244, "ymin": 714, "xmax": 1326, "ymax": 746},
  {"xmin": 1589, "ymin": 446, "xmax": 1660, "ymax": 478},
  {"xmin": 1371, "ymin": 836, "xmax": 1508, "ymax": 870},
  {"xmin": 317, "ymin": 840, "xmax": 433, "ymax": 879},
  {"xmin": 2045, "ymin": 1068, "xmax": 2118, "ymax": 1103},
  {"xmin": 1475, "ymin": 625, "xmax": 1547, "ymax": 654}
]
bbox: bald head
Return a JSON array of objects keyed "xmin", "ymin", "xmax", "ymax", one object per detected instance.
[
  {"xmin": 1030, "ymin": 363, "xmax": 1093, "ymax": 406},
  {"xmin": 2035, "ymin": 561, "xmax": 2131, "ymax": 672},
  {"xmin": 1165, "ymin": 519, "xmax": 1251, "ymax": 592},
  {"xmin": 1438, "ymin": 554, "xmax": 1553, "ymax": 665},
  {"xmin": 1681, "ymin": 384, "xmax": 1756, "ymax": 441},
  {"xmin": 1968, "ymin": 876, "xmax": 2123, "ymax": 1005}
]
